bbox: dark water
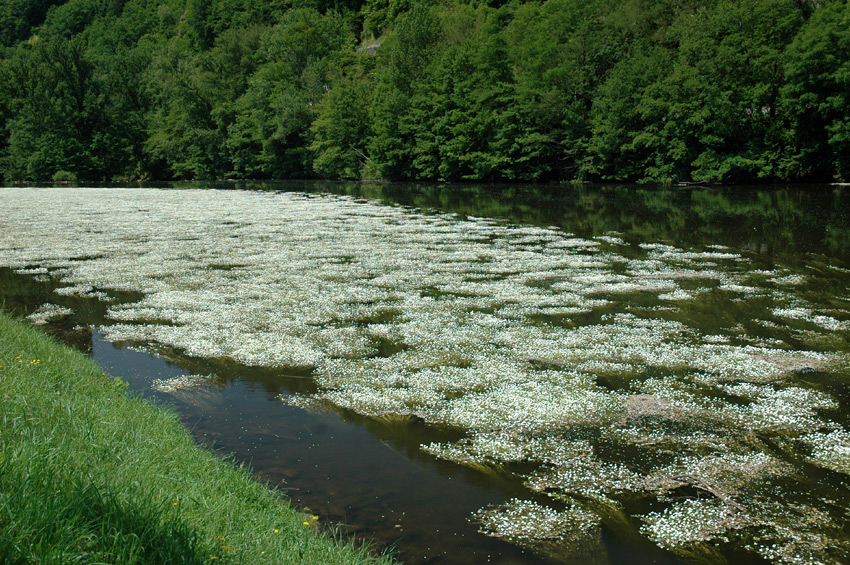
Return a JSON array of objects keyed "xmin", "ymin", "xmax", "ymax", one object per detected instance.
[
  {"xmin": 0, "ymin": 264, "xmax": 677, "ymax": 565},
  {"xmin": 2, "ymin": 181, "xmax": 849, "ymax": 564}
]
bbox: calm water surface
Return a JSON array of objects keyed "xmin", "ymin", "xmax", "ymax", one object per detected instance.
[{"xmin": 1, "ymin": 182, "xmax": 849, "ymax": 564}]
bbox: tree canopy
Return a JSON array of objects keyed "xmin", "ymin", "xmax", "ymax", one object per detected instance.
[{"xmin": 0, "ymin": 0, "xmax": 847, "ymax": 183}]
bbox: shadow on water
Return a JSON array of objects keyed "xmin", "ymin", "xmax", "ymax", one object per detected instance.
[{"xmin": 4, "ymin": 181, "xmax": 850, "ymax": 564}]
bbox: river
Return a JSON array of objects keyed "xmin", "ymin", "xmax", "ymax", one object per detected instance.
[{"xmin": 1, "ymin": 181, "xmax": 848, "ymax": 564}]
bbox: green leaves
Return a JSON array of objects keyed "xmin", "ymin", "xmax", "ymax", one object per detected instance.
[
  {"xmin": 228, "ymin": 8, "xmax": 355, "ymax": 178},
  {"xmin": 1, "ymin": 35, "xmax": 115, "ymax": 180},
  {"xmin": 780, "ymin": 0, "xmax": 850, "ymax": 180},
  {"xmin": 587, "ymin": 0, "xmax": 807, "ymax": 183},
  {"xmin": 0, "ymin": 0, "xmax": 847, "ymax": 182},
  {"xmin": 310, "ymin": 53, "xmax": 372, "ymax": 178},
  {"xmin": 0, "ymin": 0, "xmax": 65, "ymax": 47}
]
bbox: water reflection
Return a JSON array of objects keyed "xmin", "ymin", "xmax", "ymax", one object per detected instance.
[
  {"xmin": 47, "ymin": 180, "xmax": 850, "ymax": 260},
  {"xmin": 114, "ymin": 180, "xmax": 849, "ymax": 261}
]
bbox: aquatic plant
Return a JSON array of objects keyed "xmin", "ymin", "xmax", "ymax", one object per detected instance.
[
  {"xmin": 473, "ymin": 499, "xmax": 605, "ymax": 563},
  {"xmin": 803, "ymin": 430, "xmax": 850, "ymax": 475},
  {"xmin": 151, "ymin": 374, "xmax": 213, "ymax": 393},
  {"xmin": 26, "ymin": 303, "xmax": 73, "ymax": 325},
  {"xmin": 1, "ymin": 187, "xmax": 849, "ymax": 562}
]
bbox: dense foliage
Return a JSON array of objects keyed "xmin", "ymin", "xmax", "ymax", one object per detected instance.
[{"xmin": 0, "ymin": 0, "xmax": 847, "ymax": 183}]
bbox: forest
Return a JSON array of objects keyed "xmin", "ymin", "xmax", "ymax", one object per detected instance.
[{"xmin": 0, "ymin": 0, "xmax": 848, "ymax": 184}]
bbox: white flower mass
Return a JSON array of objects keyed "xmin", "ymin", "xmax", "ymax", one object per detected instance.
[
  {"xmin": 2, "ymin": 186, "xmax": 849, "ymax": 562},
  {"xmin": 26, "ymin": 303, "xmax": 73, "ymax": 325}
]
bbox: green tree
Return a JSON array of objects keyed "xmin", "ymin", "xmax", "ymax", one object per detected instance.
[
  {"xmin": 584, "ymin": 46, "xmax": 674, "ymax": 181},
  {"xmin": 780, "ymin": 0, "xmax": 850, "ymax": 180},
  {"xmin": 2, "ymin": 35, "xmax": 122, "ymax": 180},
  {"xmin": 367, "ymin": 2, "xmax": 440, "ymax": 179},
  {"xmin": 362, "ymin": 0, "xmax": 411, "ymax": 38},
  {"xmin": 0, "ymin": 0, "xmax": 844, "ymax": 183},
  {"xmin": 0, "ymin": 0, "xmax": 66, "ymax": 46},
  {"xmin": 310, "ymin": 51, "xmax": 373, "ymax": 178},
  {"xmin": 142, "ymin": 25, "xmax": 263, "ymax": 179},
  {"xmin": 45, "ymin": 0, "xmax": 102, "ymax": 38},
  {"xmin": 228, "ymin": 8, "xmax": 354, "ymax": 178},
  {"xmin": 503, "ymin": 0, "xmax": 626, "ymax": 180},
  {"xmin": 0, "ymin": 59, "xmax": 11, "ymax": 180},
  {"xmin": 143, "ymin": 38, "xmax": 223, "ymax": 178},
  {"xmin": 587, "ymin": 0, "xmax": 804, "ymax": 183},
  {"xmin": 403, "ymin": 5, "xmax": 517, "ymax": 181}
]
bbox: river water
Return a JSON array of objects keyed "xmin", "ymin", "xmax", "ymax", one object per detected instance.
[{"xmin": 1, "ymin": 182, "xmax": 849, "ymax": 564}]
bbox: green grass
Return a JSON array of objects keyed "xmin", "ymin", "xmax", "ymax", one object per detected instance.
[{"xmin": 0, "ymin": 311, "xmax": 392, "ymax": 564}]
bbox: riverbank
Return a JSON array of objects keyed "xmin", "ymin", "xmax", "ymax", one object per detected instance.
[{"xmin": 0, "ymin": 310, "xmax": 390, "ymax": 564}]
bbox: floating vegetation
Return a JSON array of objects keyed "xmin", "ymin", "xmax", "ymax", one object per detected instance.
[
  {"xmin": 643, "ymin": 452, "xmax": 793, "ymax": 501},
  {"xmin": 803, "ymin": 430, "xmax": 850, "ymax": 475},
  {"xmin": 26, "ymin": 303, "xmax": 73, "ymax": 325},
  {"xmin": 719, "ymin": 383, "xmax": 838, "ymax": 432},
  {"xmin": 641, "ymin": 497, "xmax": 850, "ymax": 565},
  {"xmin": 473, "ymin": 499, "xmax": 606, "ymax": 563},
  {"xmin": 774, "ymin": 307, "xmax": 850, "ymax": 332},
  {"xmin": 1, "ymin": 187, "xmax": 849, "ymax": 563},
  {"xmin": 474, "ymin": 498, "xmax": 598, "ymax": 541},
  {"xmin": 151, "ymin": 374, "xmax": 212, "ymax": 393},
  {"xmin": 641, "ymin": 498, "xmax": 749, "ymax": 551},
  {"xmin": 54, "ymin": 284, "xmax": 111, "ymax": 300},
  {"xmin": 525, "ymin": 443, "xmax": 643, "ymax": 505}
]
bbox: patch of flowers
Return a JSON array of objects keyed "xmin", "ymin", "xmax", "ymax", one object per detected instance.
[
  {"xmin": 26, "ymin": 303, "xmax": 73, "ymax": 325},
  {"xmin": 151, "ymin": 374, "xmax": 212, "ymax": 393},
  {"xmin": 802, "ymin": 430, "xmax": 850, "ymax": 475},
  {"xmin": 473, "ymin": 498, "xmax": 599, "ymax": 544},
  {"xmin": 641, "ymin": 498, "xmax": 749, "ymax": 550},
  {"xmin": 1, "ymin": 186, "xmax": 849, "ymax": 562}
]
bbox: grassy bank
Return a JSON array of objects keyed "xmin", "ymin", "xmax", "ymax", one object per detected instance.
[{"xmin": 0, "ymin": 311, "xmax": 390, "ymax": 564}]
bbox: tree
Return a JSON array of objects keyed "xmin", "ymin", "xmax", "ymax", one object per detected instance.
[
  {"xmin": 587, "ymin": 0, "xmax": 805, "ymax": 183},
  {"xmin": 367, "ymin": 2, "xmax": 440, "ymax": 179},
  {"xmin": 310, "ymin": 52, "xmax": 373, "ymax": 178},
  {"xmin": 780, "ymin": 0, "xmax": 850, "ymax": 180},
  {"xmin": 0, "ymin": 0, "xmax": 844, "ymax": 182},
  {"xmin": 226, "ymin": 8, "xmax": 354, "ymax": 178},
  {"xmin": 2, "ymin": 35, "xmax": 119, "ymax": 180},
  {"xmin": 143, "ymin": 37, "xmax": 226, "ymax": 179},
  {"xmin": 0, "ymin": 0, "xmax": 66, "ymax": 46}
]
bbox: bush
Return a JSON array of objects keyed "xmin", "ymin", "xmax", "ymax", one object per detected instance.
[{"xmin": 52, "ymin": 169, "xmax": 77, "ymax": 182}]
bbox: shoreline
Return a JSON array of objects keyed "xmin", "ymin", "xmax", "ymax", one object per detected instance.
[{"xmin": 0, "ymin": 310, "xmax": 392, "ymax": 564}]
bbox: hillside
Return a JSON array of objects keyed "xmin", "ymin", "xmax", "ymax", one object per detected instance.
[{"xmin": 0, "ymin": 0, "xmax": 847, "ymax": 183}]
